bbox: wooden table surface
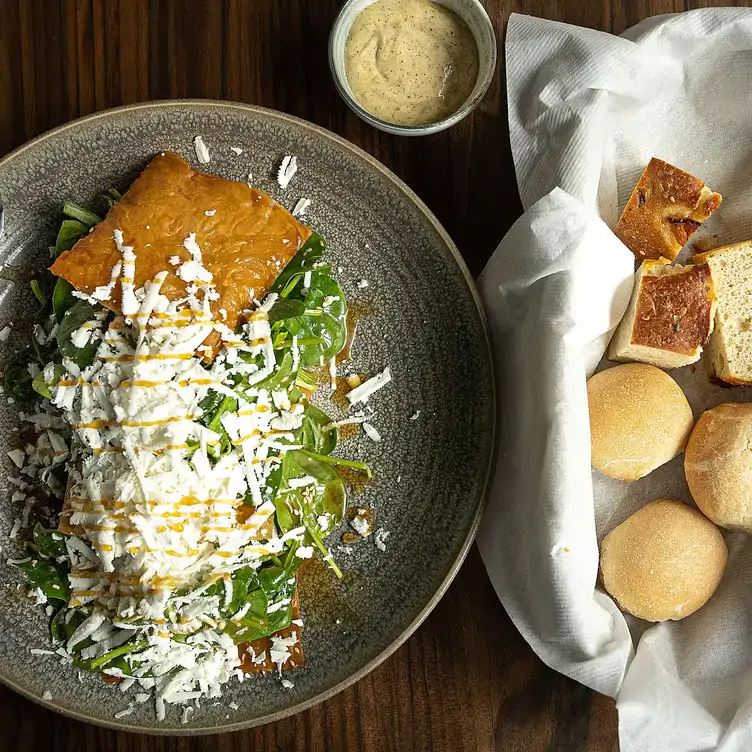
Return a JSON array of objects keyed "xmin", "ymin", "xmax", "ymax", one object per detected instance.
[{"xmin": 0, "ymin": 0, "xmax": 745, "ymax": 750}]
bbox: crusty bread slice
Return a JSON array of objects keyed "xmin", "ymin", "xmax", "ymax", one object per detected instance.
[
  {"xmin": 690, "ymin": 240, "xmax": 752, "ymax": 385},
  {"xmin": 607, "ymin": 260, "xmax": 715, "ymax": 368},
  {"xmin": 615, "ymin": 158, "xmax": 722, "ymax": 263}
]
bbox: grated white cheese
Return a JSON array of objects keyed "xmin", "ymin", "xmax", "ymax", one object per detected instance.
[
  {"xmin": 356, "ymin": 279, "xmax": 369, "ymax": 289},
  {"xmin": 292, "ymin": 198, "xmax": 310, "ymax": 217},
  {"xmin": 194, "ymin": 136, "xmax": 211, "ymax": 164},
  {"xmin": 42, "ymin": 690, "xmax": 52, "ymax": 701},
  {"xmin": 0, "ymin": 325, "xmax": 11, "ymax": 342},
  {"xmin": 363, "ymin": 422, "xmax": 381, "ymax": 443},
  {"xmin": 230, "ymin": 146, "xmax": 244, "ymax": 155},
  {"xmin": 346, "ymin": 367, "xmax": 392, "ymax": 406},
  {"xmin": 114, "ymin": 704, "xmax": 135, "ymax": 719},
  {"xmin": 277, "ymin": 156, "xmax": 297, "ymax": 189},
  {"xmin": 409, "ymin": 410, "xmax": 421, "ymax": 421}
]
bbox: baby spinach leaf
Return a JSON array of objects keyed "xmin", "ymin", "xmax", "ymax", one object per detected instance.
[
  {"xmin": 16, "ymin": 557, "xmax": 70, "ymax": 602},
  {"xmin": 268, "ymin": 298, "xmax": 306, "ymax": 325},
  {"xmin": 55, "ymin": 219, "xmax": 88, "ymax": 257},
  {"xmin": 85, "ymin": 639, "xmax": 148, "ymax": 671},
  {"xmin": 30, "ymin": 279, "xmax": 46, "ymax": 306},
  {"xmin": 300, "ymin": 448, "xmax": 371, "ymax": 479},
  {"xmin": 32, "ymin": 363, "xmax": 65, "ymax": 400},
  {"xmin": 274, "ymin": 451, "xmax": 346, "ymax": 577},
  {"xmin": 52, "ymin": 278, "xmax": 76, "ymax": 323},
  {"xmin": 250, "ymin": 350, "xmax": 295, "ymax": 392},
  {"xmin": 270, "ymin": 232, "xmax": 327, "ymax": 298},
  {"xmin": 57, "ymin": 298, "xmax": 102, "ymax": 367},
  {"xmin": 50, "ymin": 607, "xmax": 86, "ymax": 644},
  {"xmin": 296, "ymin": 403, "xmax": 337, "ymax": 455},
  {"xmin": 32, "ymin": 523, "xmax": 69, "ymax": 559}
]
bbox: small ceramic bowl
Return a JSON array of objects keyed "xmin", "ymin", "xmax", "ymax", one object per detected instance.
[{"xmin": 329, "ymin": 0, "xmax": 497, "ymax": 136}]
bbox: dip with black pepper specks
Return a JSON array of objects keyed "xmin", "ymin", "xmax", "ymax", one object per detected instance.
[{"xmin": 344, "ymin": 0, "xmax": 479, "ymax": 126}]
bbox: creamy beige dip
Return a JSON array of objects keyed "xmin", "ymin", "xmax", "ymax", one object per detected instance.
[{"xmin": 344, "ymin": 0, "xmax": 480, "ymax": 127}]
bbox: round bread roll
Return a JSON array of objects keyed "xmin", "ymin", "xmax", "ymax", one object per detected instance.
[
  {"xmin": 587, "ymin": 363, "xmax": 694, "ymax": 481},
  {"xmin": 600, "ymin": 499, "xmax": 727, "ymax": 621},
  {"xmin": 685, "ymin": 402, "xmax": 752, "ymax": 532}
]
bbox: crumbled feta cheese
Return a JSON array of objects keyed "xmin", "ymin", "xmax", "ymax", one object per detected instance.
[
  {"xmin": 350, "ymin": 515, "xmax": 371, "ymax": 538},
  {"xmin": 357, "ymin": 279, "xmax": 369, "ymax": 289},
  {"xmin": 281, "ymin": 679, "xmax": 294, "ymax": 689},
  {"xmin": 230, "ymin": 146, "xmax": 244, "ymax": 155},
  {"xmin": 42, "ymin": 690, "xmax": 52, "ymax": 701},
  {"xmin": 70, "ymin": 325, "xmax": 93, "ymax": 349},
  {"xmin": 0, "ymin": 325, "xmax": 11, "ymax": 342},
  {"xmin": 363, "ymin": 422, "xmax": 381, "ymax": 443},
  {"xmin": 374, "ymin": 529, "xmax": 390, "ymax": 552},
  {"xmin": 295, "ymin": 545, "xmax": 314, "ymax": 559},
  {"xmin": 194, "ymin": 135, "xmax": 211, "ymax": 164},
  {"xmin": 169, "ymin": 255, "xmax": 181, "ymax": 265}
]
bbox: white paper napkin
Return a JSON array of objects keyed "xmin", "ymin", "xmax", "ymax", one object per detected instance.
[{"xmin": 478, "ymin": 9, "xmax": 752, "ymax": 752}]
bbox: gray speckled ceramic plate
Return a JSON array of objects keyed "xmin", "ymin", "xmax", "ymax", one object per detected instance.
[{"xmin": 0, "ymin": 101, "xmax": 495, "ymax": 734}]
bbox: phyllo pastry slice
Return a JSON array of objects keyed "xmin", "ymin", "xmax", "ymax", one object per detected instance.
[{"xmin": 50, "ymin": 151, "xmax": 311, "ymax": 331}]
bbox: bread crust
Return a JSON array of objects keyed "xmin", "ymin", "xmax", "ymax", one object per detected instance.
[
  {"xmin": 615, "ymin": 158, "xmax": 721, "ymax": 263},
  {"xmin": 600, "ymin": 499, "xmax": 727, "ymax": 622},
  {"xmin": 587, "ymin": 363, "xmax": 694, "ymax": 482},
  {"xmin": 685, "ymin": 403, "xmax": 752, "ymax": 531},
  {"xmin": 608, "ymin": 260, "xmax": 715, "ymax": 368},
  {"xmin": 689, "ymin": 240, "xmax": 752, "ymax": 385}
]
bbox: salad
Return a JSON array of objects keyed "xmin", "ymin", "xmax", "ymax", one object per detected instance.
[{"xmin": 2, "ymin": 154, "xmax": 390, "ymax": 721}]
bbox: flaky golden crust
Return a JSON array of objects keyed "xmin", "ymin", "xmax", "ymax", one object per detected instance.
[
  {"xmin": 615, "ymin": 158, "xmax": 721, "ymax": 263},
  {"xmin": 50, "ymin": 152, "xmax": 310, "ymax": 333}
]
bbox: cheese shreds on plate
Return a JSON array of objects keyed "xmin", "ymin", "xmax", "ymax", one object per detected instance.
[
  {"xmin": 346, "ymin": 367, "xmax": 392, "ymax": 406},
  {"xmin": 6, "ymin": 149, "xmax": 385, "ymax": 725},
  {"xmin": 193, "ymin": 136, "xmax": 211, "ymax": 164},
  {"xmin": 277, "ymin": 156, "xmax": 298, "ymax": 189}
]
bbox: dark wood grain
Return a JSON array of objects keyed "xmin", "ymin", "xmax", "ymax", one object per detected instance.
[{"xmin": 0, "ymin": 0, "xmax": 745, "ymax": 750}]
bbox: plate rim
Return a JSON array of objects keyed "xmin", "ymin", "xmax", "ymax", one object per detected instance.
[{"xmin": 0, "ymin": 98, "xmax": 497, "ymax": 735}]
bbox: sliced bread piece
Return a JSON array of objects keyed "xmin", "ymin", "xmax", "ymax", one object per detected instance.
[
  {"xmin": 615, "ymin": 158, "xmax": 722, "ymax": 263},
  {"xmin": 691, "ymin": 240, "xmax": 752, "ymax": 385},
  {"xmin": 607, "ymin": 260, "xmax": 715, "ymax": 368}
]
